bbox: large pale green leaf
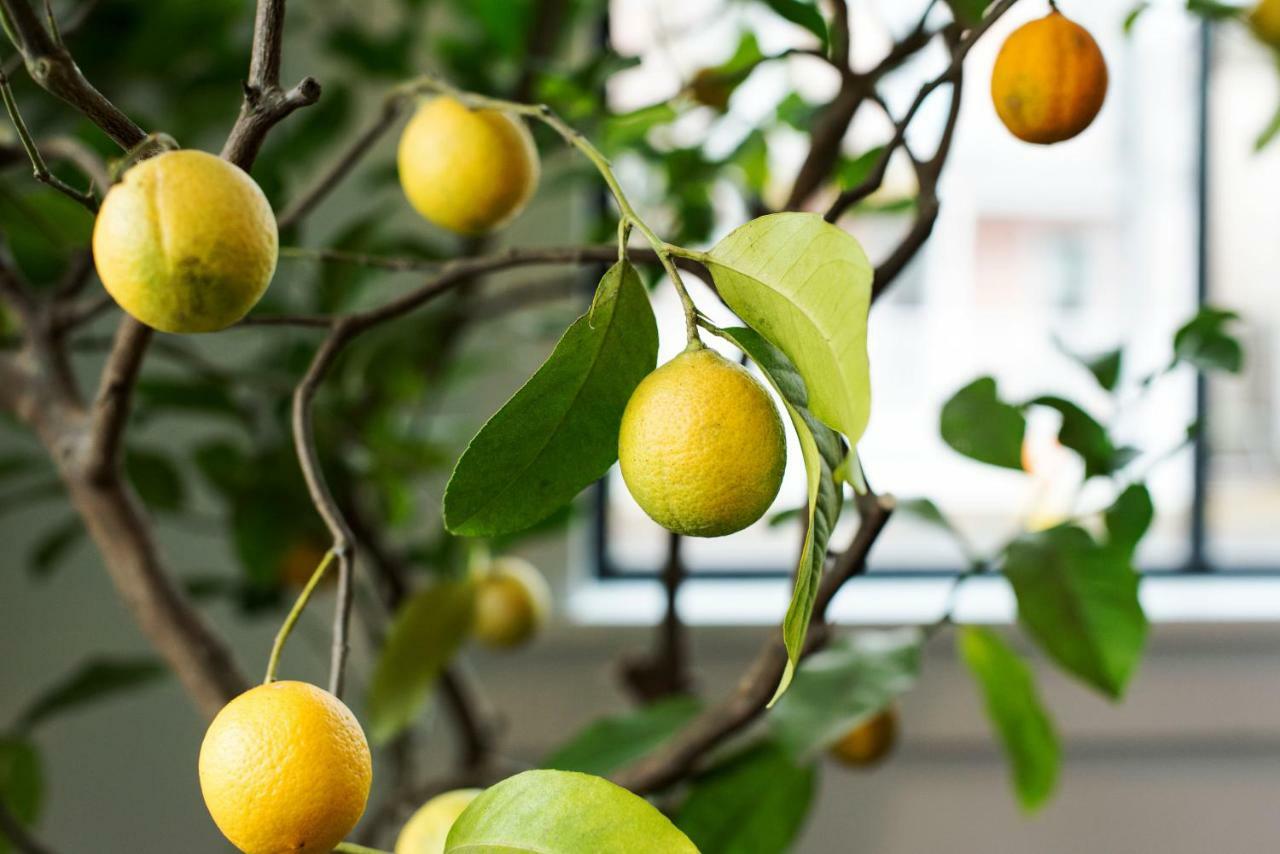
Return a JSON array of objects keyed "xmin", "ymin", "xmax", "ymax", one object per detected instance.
[
  {"xmin": 704, "ymin": 213, "xmax": 872, "ymax": 447},
  {"xmin": 445, "ymin": 769, "xmax": 697, "ymax": 853},
  {"xmin": 718, "ymin": 327, "xmax": 844, "ymax": 703},
  {"xmin": 769, "ymin": 629, "xmax": 922, "ymax": 760},
  {"xmin": 543, "ymin": 697, "xmax": 702, "ymax": 777},
  {"xmin": 958, "ymin": 627, "xmax": 1060, "ymax": 811},
  {"xmin": 444, "ymin": 261, "xmax": 657, "ymax": 536},
  {"xmin": 1003, "ymin": 525, "xmax": 1148, "ymax": 699},
  {"xmin": 17, "ymin": 658, "xmax": 166, "ymax": 731},
  {"xmin": 940, "ymin": 377, "xmax": 1026, "ymax": 470},
  {"xmin": 367, "ymin": 580, "xmax": 475, "ymax": 745},
  {"xmin": 675, "ymin": 742, "xmax": 816, "ymax": 854}
]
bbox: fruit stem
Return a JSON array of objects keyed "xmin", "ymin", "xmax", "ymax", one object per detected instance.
[
  {"xmin": 263, "ymin": 548, "xmax": 336, "ymax": 684},
  {"xmin": 400, "ymin": 74, "xmax": 704, "ymax": 348}
]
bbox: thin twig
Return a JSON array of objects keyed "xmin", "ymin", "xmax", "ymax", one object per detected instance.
[
  {"xmin": 0, "ymin": 67, "xmax": 96, "ymax": 210},
  {"xmin": 264, "ymin": 549, "xmax": 336, "ymax": 683},
  {"xmin": 277, "ymin": 90, "xmax": 411, "ymax": 230},
  {"xmin": 613, "ymin": 493, "xmax": 895, "ymax": 794}
]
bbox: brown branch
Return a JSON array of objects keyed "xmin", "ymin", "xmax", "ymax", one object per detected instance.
[
  {"xmin": 220, "ymin": 0, "xmax": 320, "ymax": 170},
  {"xmin": 613, "ymin": 493, "xmax": 895, "ymax": 794},
  {"xmin": 620, "ymin": 532, "xmax": 692, "ymax": 702},
  {"xmin": 83, "ymin": 318, "xmax": 150, "ymax": 480},
  {"xmin": 277, "ymin": 90, "xmax": 411, "ymax": 230},
  {"xmin": 0, "ymin": 0, "xmax": 144, "ymax": 148}
]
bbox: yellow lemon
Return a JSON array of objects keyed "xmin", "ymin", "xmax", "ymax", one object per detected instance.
[
  {"xmin": 473, "ymin": 556, "xmax": 552, "ymax": 649},
  {"xmin": 198, "ymin": 681, "xmax": 372, "ymax": 854},
  {"xmin": 394, "ymin": 789, "xmax": 482, "ymax": 854},
  {"xmin": 618, "ymin": 347, "xmax": 786, "ymax": 537},
  {"xmin": 990, "ymin": 9, "xmax": 1108, "ymax": 144},
  {"xmin": 828, "ymin": 706, "xmax": 899, "ymax": 768},
  {"xmin": 92, "ymin": 149, "xmax": 277, "ymax": 333},
  {"xmin": 1249, "ymin": 0, "xmax": 1280, "ymax": 48},
  {"xmin": 397, "ymin": 96, "xmax": 539, "ymax": 235}
]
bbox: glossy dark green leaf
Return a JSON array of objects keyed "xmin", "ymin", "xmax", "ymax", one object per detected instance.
[
  {"xmin": 446, "ymin": 769, "xmax": 698, "ymax": 853},
  {"xmin": 675, "ymin": 742, "xmax": 816, "ymax": 854},
  {"xmin": 958, "ymin": 627, "xmax": 1060, "ymax": 811},
  {"xmin": 759, "ymin": 0, "xmax": 829, "ymax": 50},
  {"xmin": 124, "ymin": 449, "xmax": 185, "ymax": 513},
  {"xmin": 1105, "ymin": 483, "xmax": 1154, "ymax": 560},
  {"xmin": 367, "ymin": 580, "xmax": 475, "ymax": 745},
  {"xmin": 1029, "ymin": 396, "xmax": 1116, "ymax": 479},
  {"xmin": 1003, "ymin": 525, "xmax": 1148, "ymax": 699},
  {"xmin": 543, "ymin": 696, "xmax": 702, "ymax": 777},
  {"xmin": 770, "ymin": 629, "xmax": 922, "ymax": 760},
  {"xmin": 940, "ymin": 377, "xmax": 1026, "ymax": 470},
  {"xmin": 16, "ymin": 658, "xmax": 166, "ymax": 731},
  {"xmin": 444, "ymin": 261, "xmax": 657, "ymax": 537},
  {"xmin": 719, "ymin": 327, "xmax": 844, "ymax": 703},
  {"xmin": 1173, "ymin": 307, "xmax": 1244, "ymax": 373},
  {"xmin": 0, "ymin": 736, "xmax": 42, "ymax": 854}
]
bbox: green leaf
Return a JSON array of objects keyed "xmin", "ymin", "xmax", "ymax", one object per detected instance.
[
  {"xmin": 957, "ymin": 627, "xmax": 1060, "ymax": 811},
  {"xmin": 1123, "ymin": 2, "xmax": 1151, "ymax": 34},
  {"xmin": 759, "ymin": 0, "xmax": 829, "ymax": 50},
  {"xmin": 367, "ymin": 580, "xmax": 475, "ymax": 745},
  {"xmin": 1055, "ymin": 340, "xmax": 1123, "ymax": 391},
  {"xmin": 1185, "ymin": 0, "xmax": 1245, "ymax": 21},
  {"xmin": 1105, "ymin": 482, "xmax": 1154, "ymax": 560},
  {"xmin": 1003, "ymin": 525, "xmax": 1148, "ymax": 699},
  {"xmin": 1255, "ymin": 98, "xmax": 1280, "ymax": 151},
  {"xmin": 0, "ymin": 736, "xmax": 42, "ymax": 853},
  {"xmin": 1173, "ymin": 307, "xmax": 1244, "ymax": 373},
  {"xmin": 28, "ymin": 516, "xmax": 84, "ymax": 579},
  {"xmin": 1028, "ymin": 396, "xmax": 1116, "ymax": 479},
  {"xmin": 124, "ymin": 449, "xmax": 185, "ymax": 513},
  {"xmin": 444, "ymin": 261, "xmax": 658, "ymax": 536},
  {"xmin": 543, "ymin": 696, "xmax": 702, "ymax": 777},
  {"xmin": 16, "ymin": 658, "xmax": 166, "ymax": 731},
  {"xmin": 704, "ymin": 213, "xmax": 873, "ymax": 447},
  {"xmin": 836, "ymin": 146, "xmax": 886, "ymax": 191},
  {"xmin": 675, "ymin": 742, "xmax": 816, "ymax": 854},
  {"xmin": 770, "ymin": 629, "xmax": 922, "ymax": 760},
  {"xmin": 940, "ymin": 377, "xmax": 1026, "ymax": 470},
  {"xmin": 718, "ymin": 327, "xmax": 844, "ymax": 703},
  {"xmin": 445, "ymin": 769, "xmax": 698, "ymax": 854},
  {"xmin": 948, "ymin": 0, "xmax": 993, "ymax": 26}
]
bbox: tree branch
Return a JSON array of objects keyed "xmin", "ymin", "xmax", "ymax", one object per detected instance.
[
  {"xmin": 613, "ymin": 493, "xmax": 895, "ymax": 794},
  {"xmin": 0, "ymin": 67, "xmax": 96, "ymax": 210},
  {"xmin": 220, "ymin": 0, "xmax": 320, "ymax": 170},
  {"xmin": 0, "ymin": 0, "xmax": 143, "ymax": 148},
  {"xmin": 83, "ymin": 318, "xmax": 150, "ymax": 480},
  {"xmin": 277, "ymin": 90, "xmax": 410, "ymax": 230},
  {"xmin": 620, "ymin": 532, "xmax": 692, "ymax": 702}
]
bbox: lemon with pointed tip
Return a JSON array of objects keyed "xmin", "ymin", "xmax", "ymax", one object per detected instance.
[
  {"xmin": 198, "ymin": 681, "xmax": 372, "ymax": 854},
  {"xmin": 92, "ymin": 149, "xmax": 278, "ymax": 333},
  {"xmin": 397, "ymin": 96, "xmax": 540, "ymax": 235},
  {"xmin": 473, "ymin": 556, "xmax": 551, "ymax": 649},
  {"xmin": 394, "ymin": 788, "xmax": 482, "ymax": 854},
  {"xmin": 829, "ymin": 706, "xmax": 899, "ymax": 769},
  {"xmin": 618, "ymin": 346, "xmax": 786, "ymax": 537},
  {"xmin": 990, "ymin": 9, "xmax": 1108, "ymax": 144}
]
